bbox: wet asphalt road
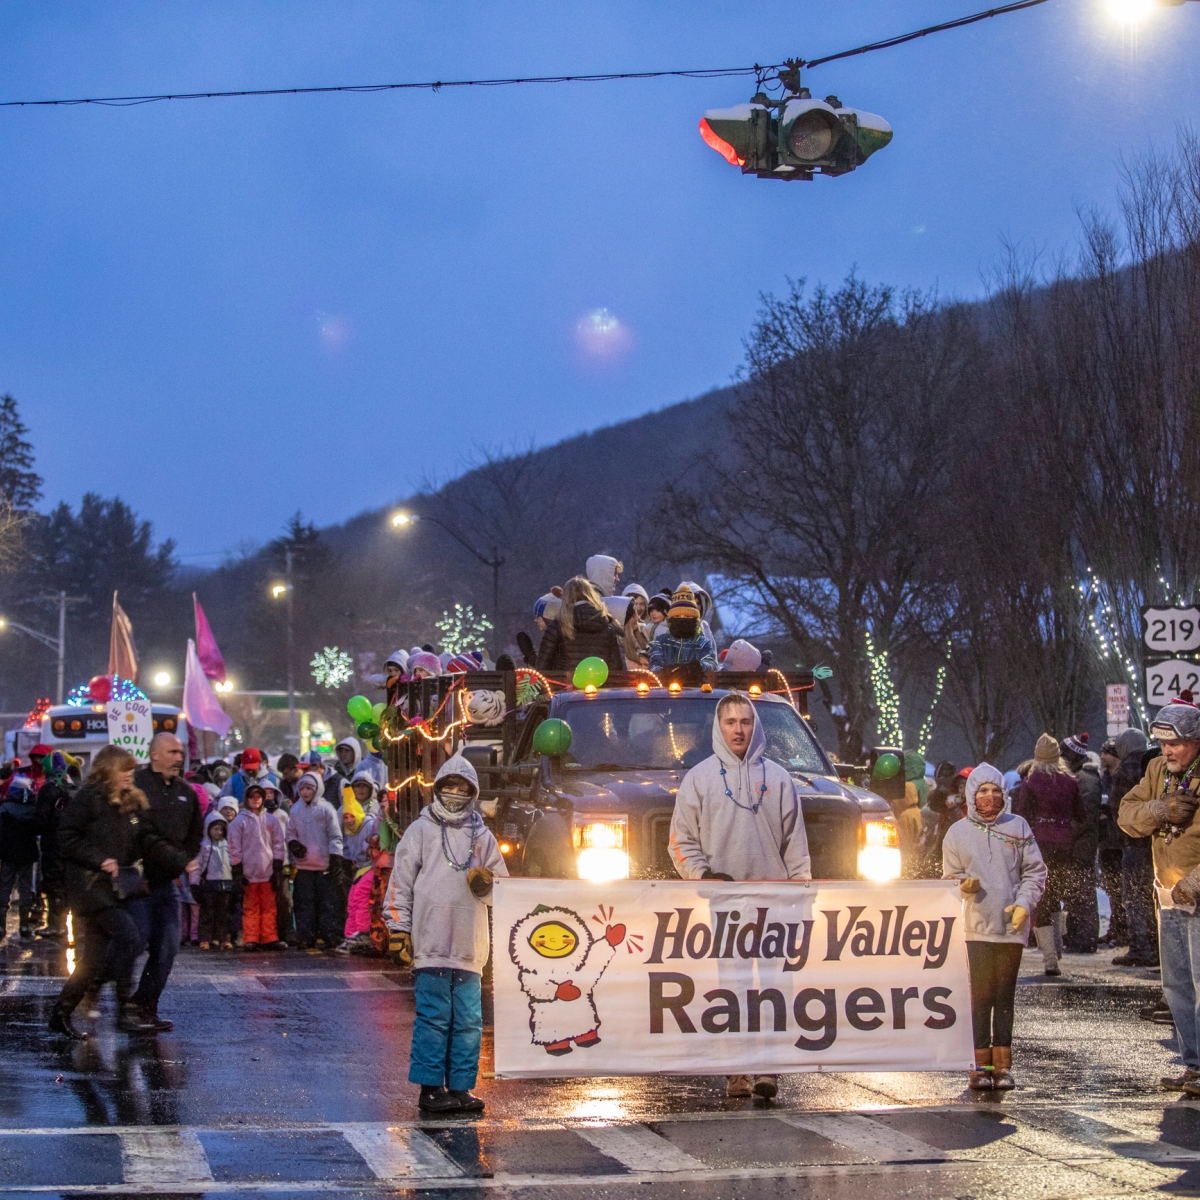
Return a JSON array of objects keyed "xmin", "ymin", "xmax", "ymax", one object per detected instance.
[{"xmin": 1, "ymin": 911, "xmax": 1197, "ymax": 1199}]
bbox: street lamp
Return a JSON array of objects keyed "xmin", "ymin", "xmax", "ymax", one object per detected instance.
[
  {"xmin": 0, "ymin": 592, "xmax": 83, "ymax": 704},
  {"xmin": 390, "ymin": 510, "xmax": 504, "ymax": 625},
  {"xmin": 153, "ymin": 671, "xmax": 171, "ymax": 688},
  {"xmin": 1108, "ymin": 0, "xmax": 1198, "ymax": 17},
  {"xmin": 271, "ymin": 548, "xmax": 297, "ymax": 749}
]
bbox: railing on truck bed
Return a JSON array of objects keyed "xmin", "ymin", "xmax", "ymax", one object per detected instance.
[{"xmin": 381, "ymin": 669, "xmax": 816, "ymax": 834}]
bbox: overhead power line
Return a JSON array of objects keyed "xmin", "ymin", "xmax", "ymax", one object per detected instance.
[{"xmin": 0, "ymin": 0, "xmax": 1049, "ymax": 109}]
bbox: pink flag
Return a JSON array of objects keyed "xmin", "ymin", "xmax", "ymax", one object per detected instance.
[
  {"xmin": 193, "ymin": 593, "xmax": 226, "ymax": 682},
  {"xmin": 183, "ymin": 638, "xmax": 232, "ymax": 738}
]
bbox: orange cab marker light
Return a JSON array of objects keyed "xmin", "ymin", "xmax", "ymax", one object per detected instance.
[
  {"xmin": 748, "ymin": 683, "xmax": 762, "ymax": 697},
  {"xmin": 699, "ymin": 118, "xmax": 743, "ymax": 166},
  {"xmin": 669, "ymin": 681, "xmax": 682, "ymax": 695}
]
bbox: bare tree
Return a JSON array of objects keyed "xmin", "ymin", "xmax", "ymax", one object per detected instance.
[{"xmin": 650, "ymin": 275, "xmax": 981, "ymax": 761}]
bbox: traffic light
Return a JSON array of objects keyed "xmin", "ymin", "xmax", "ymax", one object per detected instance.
[{"xmin": 700, "ymin": 89, "xmax": 892, "ymax": 180}]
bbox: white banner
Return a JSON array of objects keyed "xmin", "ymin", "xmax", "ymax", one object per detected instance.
[
  {"xmin": 106, "ymin": 697, "xmax": 154, "ymax": 762},
  {"xmin": 494, "ymin": 878, "xmax": 974, "ymax": 1079}
]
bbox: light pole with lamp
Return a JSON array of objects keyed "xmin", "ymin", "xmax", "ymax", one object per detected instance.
[
  {"xmin": 271, "ymin": 548, "xmax": 297, "ymax": 749},
  {"xmin": 0, "ymin": 592, "xmax": 84, "ymax": 704},
  {"xmin": 391, "ymin": 511, "xmax": 504, "ymax": 627}
]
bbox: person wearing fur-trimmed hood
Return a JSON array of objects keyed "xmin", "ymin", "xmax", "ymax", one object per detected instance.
[
  {"xmin": 384, "ymin": 754, "xmax": 507, "ymax": 1115},
  {"xmin": 942, "ymin": 763, "xmax": 1046, "ymax": 1091}
]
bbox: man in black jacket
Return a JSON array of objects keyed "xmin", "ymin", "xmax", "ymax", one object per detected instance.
[{"xmin": 130, "ymin": 733, "xmax": 202, "ymax": 1030}]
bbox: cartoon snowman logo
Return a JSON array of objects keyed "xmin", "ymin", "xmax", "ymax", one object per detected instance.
[{"xmin": 509, "ymin": 904, "xmax": 625, "ymax": 1056}]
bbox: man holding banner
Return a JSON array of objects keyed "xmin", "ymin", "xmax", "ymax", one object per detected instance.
[{"xmin": 668, "ymin": 691, "xmax": 811, "ymax": 1100}]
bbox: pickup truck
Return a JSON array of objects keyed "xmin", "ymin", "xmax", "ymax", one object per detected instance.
[{"xmin": 383, "ymin": 670, "xmax": 902, "ymax": 884}]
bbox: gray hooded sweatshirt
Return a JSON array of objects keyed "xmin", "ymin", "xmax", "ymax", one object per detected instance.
[
  {"xmin": 668, "ymin": 700, "xmax": 811, "ymax": 881},
  {"xmin": 383, "ymin": 753, "xmax": 508, "ymax": 974},
  {"xmin": 942, "ymin": 763, "xmax": 1047, "ymax": 943}
]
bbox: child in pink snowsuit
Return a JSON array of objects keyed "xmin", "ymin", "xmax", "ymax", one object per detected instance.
[{"xmin": 337, "ymin": 777, "xmax": 379, "ymax": 953}]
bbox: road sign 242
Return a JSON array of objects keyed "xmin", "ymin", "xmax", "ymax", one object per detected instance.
[{"xmin": 1143, "ymin": 606, "xmax": 1200, "ymax": 706}]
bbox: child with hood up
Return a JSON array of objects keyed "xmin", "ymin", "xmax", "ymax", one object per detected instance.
[
  {"xmin": 942, "ymin": 763, "xmax": 1047, "ymax": 1091},
  {"xmin": 336, "ymin": 775, "xmax": 380, "ymax": 955},
  {"xmin": 191, "ymin": 811, "xmax": 235, "ymax": 950},
  {"xmin": 384, "ymin": 754, "xmax": 507, "ymax": 1115},
  {"xmin": 228, "ymin": 783, "xmax": 287, "ymax": 951}
]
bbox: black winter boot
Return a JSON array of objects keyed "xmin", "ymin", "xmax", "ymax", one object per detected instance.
[
  {"xmin": 418, "ymin": 1086, "xmax": 462, "ymax": 1112},
  {"xmin": 48, "ymin": 1003, "xmax": 87, "ymax": 1041}
]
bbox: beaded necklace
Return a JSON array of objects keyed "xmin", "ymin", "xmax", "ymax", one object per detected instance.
[
  {"xmin": 1156, "ymin": 755, "xmax": 1200, "ymax": 845},
  {"xmin": 438, "ymin": 809, "xmax": 481, "ymax": 872},
  {"xmin": 720, "ymin": 761, "xmax": 769, "ymax": 814}
]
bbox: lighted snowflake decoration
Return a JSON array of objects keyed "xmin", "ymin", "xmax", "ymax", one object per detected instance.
[{"xmin": 310, "ymin": 646, "xmax": 354, "ymax": 690}]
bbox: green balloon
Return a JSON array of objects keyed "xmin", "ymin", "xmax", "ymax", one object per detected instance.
[
  {"xmin": 347, "ymin": 695, "xmax": 373, "ymax": 723},
  {"xmin": 572, "ymin": 657, "xmax": 609, "ymax": 690},
  {"xmin": 372, "ymin": 701, "xmax": 386, "ymax": 720},
  {"xmin": 356, "ymin": 720, "xmax": 381, "ymax": 740},
  {"xmin": 533, "ymin": 718, "xmax": 573, "ymax": 757},
  {"xmin": 873, "ymin": 752, "xmax": 901, "ymax": 780}
]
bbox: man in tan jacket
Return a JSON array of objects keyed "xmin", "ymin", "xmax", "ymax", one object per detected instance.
[{"xmin": 1119, "ymin": 691, "xmax": 1200, "ymax": 1092}]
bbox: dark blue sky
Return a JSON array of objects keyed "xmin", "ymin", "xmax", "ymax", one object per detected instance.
[{"xmin": 4, "ymin": 1, "xmax": 1196, "ymax": 563}]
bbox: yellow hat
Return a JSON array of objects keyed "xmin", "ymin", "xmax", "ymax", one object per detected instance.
[{"xmin": 342, "ymin": 791, "xmax": 364, "ymax": 833}]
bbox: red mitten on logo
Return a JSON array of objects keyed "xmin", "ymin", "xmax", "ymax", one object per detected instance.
[
  {"xmin": 555, "ymin": 980, "xmax": 581, "ymax": 1001},
  {"xmin": 605, "ymin": 923, "xmax": 626, "ymax": 947}
]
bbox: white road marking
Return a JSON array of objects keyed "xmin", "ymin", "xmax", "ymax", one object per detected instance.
[
  {"xmin": 778, "ymin": 1112, "xmax": 947, "ymax": 1162},
  {"xmin": 119, "ymin": 1129, "xmax": 214, "ymax": 1184},
  {"xmin": 575, "ymin": 1123, "xmax": 707, "ymax": 1172},
  {"xmin": 334, "ymin": 1124, "xmax": 463, "ymax": 1179}
]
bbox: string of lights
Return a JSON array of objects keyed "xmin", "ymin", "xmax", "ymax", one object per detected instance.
[
  {"xmin": 1080, "ymin": 569, "xmax": 1152, "ymax": 729},
  {"xmin": 865, "ymin": 630, "xmax": 904, "ymax": 747},
  {"xmin": 916, "ymin": 641, "xmax": 952, "ymax": 756},
  {"xmin": 0, "ymin": 0, "xmax": 1049, "ymax": 109}
]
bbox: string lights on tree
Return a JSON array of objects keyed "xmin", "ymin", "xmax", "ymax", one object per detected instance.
[
  {"xmin": 865, "ymin": 630, "xmax": 904, "ymax": 747},
  {"xmin": 1079, "ymin": 569, "xmax": 1151, "ymax": 729}
]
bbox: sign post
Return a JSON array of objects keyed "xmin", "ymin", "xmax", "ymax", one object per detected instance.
[
  {"xmin": 1142, "ymin": 606, "xmax": 1200, "ymax": 713},
  {"xmin": 106, "ymin": 697, "xmax": 153, "ymax": 762}
]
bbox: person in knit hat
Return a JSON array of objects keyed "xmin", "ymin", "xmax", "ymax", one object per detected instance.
[
  {"xmin": 943, "ymin": 764, "xmax": 1047, "ymax": 1090},
  {"xmin": 646, "ymin": 587, "xmax": 718, "ymax": 673},
  {"xmin": 646, "ymin": 594, "xmax": 671, "ymax": 640},
  {"xmin": 1110, "ymin": 728, "xmax": 1158, "ymax": 967},
  {"xmin": 1058, "ymin": 733, "xmax": 1102, "ymax": 953},
  {"xmin": 1120, "ymin": 692, "xmax": 1200, "ymax": 1093},
  {"xmin": 1011, "ymin": 734, "xmax": 1088, "ymax": 976}
]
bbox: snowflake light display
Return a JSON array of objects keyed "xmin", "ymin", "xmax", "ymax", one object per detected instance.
[
  {"xmin": 310, "ymin": 646, "xmax": 354, "ymax": 690},
  {"xmin": 436, "ymin": 604, "xmax": 493, "ymax": 655}
]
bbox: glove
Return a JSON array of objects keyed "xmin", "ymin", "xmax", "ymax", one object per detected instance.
[
  {"xmin": 959, "ymin": 877, "xmax": 981, "ymax": 895},
  {"xmin": 287, "ymin": 839, "xmax": 307, "ymax": 861},
  {"xmin": 701, "ymin": 870, "xmax": 735, "ymax": 882},
  {"xmin": 554, "ymin": 980, "xmax": 581, "ymax": 1001},
  {"xmin": 1004, "ymin": 904, "xmax": 1029, "ymax": 930},
  {"xmin": 231, "ymin": 863, "xmax": 245, "ymax": 894},
  {"xmin": 271, "ymin": 859, "xmax": 284, "ymax": 889},
  {"xmin": 466, "ymin": 866, "xmax": 494, "ymax": 898},
  {"xmin": 1173, "ymin": 875, "xmax": 1200, "ymax": 906},
  {"xmin": 605, "ymin": 923, "xmax": 626, "ymax": 947},
  {"xmin": 1168, "ymin": 793, "xmax": 1200, "ymax": 826},
  {"xmin": 389, "ymin": 930, "xmax": 413, "ymax": 968}
]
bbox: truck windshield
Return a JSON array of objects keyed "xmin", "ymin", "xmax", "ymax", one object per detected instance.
[{"xmin": 552, "ymin": 696, "xmax": 830, "ymax": 775}]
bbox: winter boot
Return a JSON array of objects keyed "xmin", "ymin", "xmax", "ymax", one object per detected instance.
[
  {"xmin": 992, "ymin": 1045, "xmax": 1015, "ymax": 1090},
  {"xmin": 1052, "ymin": 910, "xmax": 1066, "ymax": 958},
  {"xmin": 418, "ymin": 1086, "xmax": 462, "ymax": 1113},
  {"xmin": 1034, "ymin": 926, "xmax": 1061, "ymax": 976},
  {"xmin": 753, "ymin": 1075, "xmax": 778, "ymax": 1101},
  {"xmin": 969, "ymin": 1048, "xmax": 993, "ymax": 1090},
  {"xmin": 726, "ymin": 1075, "xmax": 753, "ymax": 1098},
  {"xmin": 47, "ymin": 1002, "xmax": 87, "ymax": 1041},
  {"xmin": 1161, "ymin": 1066, "xmax": 1200, "ymax": 1091},
  {"xmin": 448, "ymin": 1090, "xmax": 485, "ymax": 1113}
]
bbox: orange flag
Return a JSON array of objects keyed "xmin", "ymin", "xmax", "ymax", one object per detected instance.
[{"xmin": 108, "ymin": 591, "xmax": 138, "ymax": 683}]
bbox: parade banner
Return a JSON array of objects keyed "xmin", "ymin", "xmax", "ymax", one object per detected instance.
[
  {"xmin": 494, "ymin": 878, "xmax": 974, "ymax": 1078},
  {"xmin": 106, "ymin": 697, "xmax": 154, "ymax": 762}
]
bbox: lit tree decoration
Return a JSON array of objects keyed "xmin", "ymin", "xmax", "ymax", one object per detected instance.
[
  {"xmin": 1079, "ymin": 569, "xmax": 1151, "ymax": 730},
  {"xmin": 916, "ymin": 641, "xmax": 952, "ymax": 757},
  {"xmin": 436, "ymin": 604, "xmax": 493, "ymax": 655},
  {"xmin": 310, "ymin": 646, "xmax": 354, "ymax": 690},
  {"xmin": 64, "ymin": 676, "xmax": 147, "ymax": 705},
  {"xmin": 866, "ymin": 630, "xmax": 904, "ymax": 747}
]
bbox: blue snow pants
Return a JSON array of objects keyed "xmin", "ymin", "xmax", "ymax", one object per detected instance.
[{"xmin": 409, "ymin": 967, "xmax": 483, "ymax": 1090}]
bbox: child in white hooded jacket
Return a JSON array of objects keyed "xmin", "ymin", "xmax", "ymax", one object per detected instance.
[
  {"xmin": 384, "ymin": 754, "xmax": 507, "ymax": 1116},
  {"xmin": 943, "ymin": 763, "xmax": 1046, "ymax": 1091}
]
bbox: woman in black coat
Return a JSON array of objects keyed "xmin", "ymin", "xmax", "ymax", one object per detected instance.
[
  {"xmin": 536, "ymin": 575, "xmax": 626, "ymax": 675},
  {"xmin": 49, "ymin": 746, "xmax": 189, "ymax": 1039}
]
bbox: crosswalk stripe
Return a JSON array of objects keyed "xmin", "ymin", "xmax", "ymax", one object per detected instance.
[
  {"xmin": 334, "ymin": 1124, "xmax": 463, "ymax": 1180},
  {"xmin": 574, "ymin": 1124, "xmax": 708, "ymax": 1172},
  {"xmin": 119, "ymin": 1129, "xmax": 214, "ymax": 1184},
  {"xmin": 777, "ymin": 1112, "xmax": 947, "ymax": 1162}
]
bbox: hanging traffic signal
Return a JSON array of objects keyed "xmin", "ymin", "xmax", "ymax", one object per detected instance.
[{"xmin": 700, "ymin": 89, "xmax": 892, "ymax": 180}]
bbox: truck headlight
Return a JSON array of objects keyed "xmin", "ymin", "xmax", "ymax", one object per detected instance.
[
  {"xmin": 858, "ymin": 817, "xmax": 902, "ymax": 882},
  {"xmin": 574, "ymin": 817, "xmax": 629, "ymax": 882}
]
